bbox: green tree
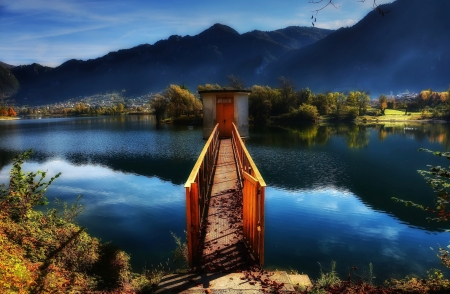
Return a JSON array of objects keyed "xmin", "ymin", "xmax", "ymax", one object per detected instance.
[
  {"xmin": 75, "ymin": 102, "xmax": 88, "ymax": 115},
  {"xmin": 165, "ymin": 85, "xmax": 201, "ymax": 118},
  {"xmin": 296, "ymin": 88, "xmax": 313, "ymax": 106},
  {"xmin": 387, "ymin": 97, "xmax": 396, "ymax": 109},
  {"xmin": 296, "ymin": 104, "xmax": 319, "ymax": 121},
  {"xmin": 117, "ymin": 103, "xmax": 125, "ymax": 113},
  {"xmin": 248, "ymin": 85, "xmax": 276, "ymax": 125},
  {"xmin": 276, "ymin": 76, "xmax": 296, "ymax": 115},
  {"xmin": 227, "ymin": 74, "xmax": 245, "ymax": 90},
  {"xmin": 346, "ymin": 91, "xmax": 358, "ymax": 108},
  {"xmin": 312, "ymin": 93, "xmax": 334, "ymax": 115},
  {"xmin": 355, "ymin": 91, "xmax": 370, "ymax": 115},
  {"xmin": 378, "ymin": 94, "xmax": 388, "ymax": 115},
  {"xmin": 197, "ymin": 83, "xmax": 222, "ymax": 91},
  {"xmin": 150, "ymin": 93, "xmax": 169, "ymax": 123},
  {"xmin": 334, "ymin": 92, "xmax": 347, "ymax": 118}
]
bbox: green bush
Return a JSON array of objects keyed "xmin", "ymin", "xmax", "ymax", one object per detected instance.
[
  {"xmin": 346, "ymin": 108, "xmax": 359, "ymax": 119},
  {"xmin": 272, "ymin": 104, "xmax": 319, "ymax": 124}
]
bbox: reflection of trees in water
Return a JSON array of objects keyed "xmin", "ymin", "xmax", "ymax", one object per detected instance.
[
  {"xmin": 0, "ymin": 150, "xmax": 52, "ymax": 172},
  {"xmin": 0, "ymin": 149, "xmax": 192, "ymax": 185},
  {"xmin": 374, "ymin": 123, "xmax": 450, "ymax": 151},
  {"xmin": 270, "ymin": 124, "xmax": 370, "ymax": 149},
  {"xmin": 267, "ymin": 123, "xmax": 450, "ymax": 150},
  {"xmin": 341, "ymin": 124, "xmax": 370, "ymax": 149},
  {"xmin": 260, "ymin": 124, "xmax": 332, "ymax": 147}
]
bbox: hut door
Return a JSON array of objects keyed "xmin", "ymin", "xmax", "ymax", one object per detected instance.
[{"xmin": 216, "ymin": 97, "xmax": 234, "ymax": 137}]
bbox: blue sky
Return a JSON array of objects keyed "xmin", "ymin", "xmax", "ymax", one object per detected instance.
[{"xmin": 1, "ymin": 0, "xmax": 391, "ymax": 67}]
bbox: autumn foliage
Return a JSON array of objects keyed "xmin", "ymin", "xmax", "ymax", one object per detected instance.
[
  {"xmin": 418, "ymin": 90, "xmax": 448, "ymax": 108},
  {"xmin": 0, "ymin": 106, "xmax": 16, "ymax": 117}
]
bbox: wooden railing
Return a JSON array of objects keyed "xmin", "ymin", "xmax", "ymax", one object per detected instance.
[
  {"xmin": 231, "ymin": 122, "xmax": 266, "ymax": 265},
  {"xmin": 184, "ymin": 123, "xmax": 219, "ymax": 266}
]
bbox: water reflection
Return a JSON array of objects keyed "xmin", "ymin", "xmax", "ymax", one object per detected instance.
[
  {"xmin": 2, "ymin": 117, "xmax": 450, "ymax": 280},
  {"xmin": 0, "ymin": 116, "xmax": 204, "ymax": 184},
  {"xmin": 252, "ymin": 123, "xmax": 450, "ymax": 149},
  {"xmin": 265, "ymin": 187, "xmax": 450, "ymax": 281},
  {"xmin": 247, "ymin": 123, "xmax": 450, "ymax": 231},
  {"xmin": 0, "ymin": 159, "xmax": 186, "ymax": 271}
]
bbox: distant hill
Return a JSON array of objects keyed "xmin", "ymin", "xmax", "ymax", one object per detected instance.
[
  {"xmin": 7, "ymin": 0, "xmax": 449, "ymax": 106},
  {"xmin": 0, "ymin": 62, "xmax": 15, "ymax": 69},
  {"xmin": 265, "ymin": 0, "xmax": 450, "ymax": 95},
  {"xmin": 0, "ymin": 63, "xmax": 19, "ymax": 98},
  {"xmin": 6, "ymin": 25, "xmax": 332, "ymax": 105}
]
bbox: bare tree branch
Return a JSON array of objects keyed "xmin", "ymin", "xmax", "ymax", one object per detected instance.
[
  {"xmin": 309, "ymin": 0, "xmax": 339, "ymax": 13},
  {"xmin": 309, "ymin": 0, "xmax": 390, "ymax": 26}
]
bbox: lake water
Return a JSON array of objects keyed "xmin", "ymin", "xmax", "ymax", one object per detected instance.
[{"xmin": 1, "ymin": 116, "xmax": 450, "ymax": 282}]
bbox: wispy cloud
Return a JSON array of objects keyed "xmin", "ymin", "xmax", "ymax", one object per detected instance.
[
  {"xmin": 0, "ymin": 0, "xmax": 395, "ymax": 66},
  {"xmin": 317, "ymin": 18, "xmax": 359, "ymax": 29},
  {"xmin": 11, "ymin": 25, "xmax": 112, "ymax": 42},
  {"xmin": 0, "ymin": 42, "xmax": 119, "ymax": 66}
]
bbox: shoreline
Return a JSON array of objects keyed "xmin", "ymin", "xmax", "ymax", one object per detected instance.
[{"xmin": 0, "ymin": 116, "xmax": 20, "ymax": 120}]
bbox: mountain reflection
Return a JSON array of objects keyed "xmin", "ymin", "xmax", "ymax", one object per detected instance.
[
  {"xmin": 1, "ymin": 118, "xmax": 450, "ymax": 232},
  {"xmin": 2, "ymin": 117, "xmax": 450, "ymax": 278},
  {"xmin": 246, "ymin": 123, "xmax": 450, "ymax": 231}
]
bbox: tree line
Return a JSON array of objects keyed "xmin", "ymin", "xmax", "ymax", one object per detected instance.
[
  {"xmin": 149, "ymin": 84, "xmax": 202, "ymax": 123},
  {"xmin": 0, "ymin": 106, "xmax": 17, "ymax": 117},
  {"xmin": 147, "ymin": 77, "xmax": 372, "ymax": 125},
  {"xmin": 4, "ymin": 74, "xmax": 450, "ymax": 124},
  {"xmin": 147, "ymin": 77, "xmax": 450, "ymax": 126}
]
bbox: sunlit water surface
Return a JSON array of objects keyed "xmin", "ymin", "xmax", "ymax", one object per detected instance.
[{"xmin": 1, "ymin": 116, "xmax": 450, "ymax": 281}]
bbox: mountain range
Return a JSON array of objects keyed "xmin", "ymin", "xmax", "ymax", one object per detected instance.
[
  {"xmin": 1, "ymin": 0, "xmax": 449, "ymax": 105},
  {"xmin": 1, "ymin": 25, "xmax": 332, "ymax": 105},
  {"xmin": 267, "ymin": 0, "xmax": 450, "ymax": 95}
]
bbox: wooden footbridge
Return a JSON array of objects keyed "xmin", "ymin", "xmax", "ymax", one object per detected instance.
[{"xmin": 184, "ymin": 122, "xmax": 266, "ymax": 271}]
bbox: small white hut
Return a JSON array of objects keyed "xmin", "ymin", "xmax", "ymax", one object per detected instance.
[{"xmin": 198, "ymin": 90, "xmax": 251, "ymax": 139}]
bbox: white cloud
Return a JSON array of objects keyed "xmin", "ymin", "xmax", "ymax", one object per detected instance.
[
  {"xmin": 316, "ymin": 18, "xmax": 358, "ymax": 29},
  {"xmin": 0, "ymin": 159, "xmax": 183, "ymax": 211},
  {"xmin": 361, "ymin": 226, "xmax": 401, "ymax": 240}
]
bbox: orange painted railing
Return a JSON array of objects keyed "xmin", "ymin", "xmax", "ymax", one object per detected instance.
[
  {"xmin": 231, "ymin": 123, "xmax": 266, "ymax": 266},
  {"xmin": 184, "ymin": 123, "xmax": 219, "ymax": 266}
]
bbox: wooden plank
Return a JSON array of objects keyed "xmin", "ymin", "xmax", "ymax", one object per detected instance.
[
  {"xmin": 186, "ymin": 122, "xmax": 266, "ymax": 269},
  {"xmin": 259, "ymin": 186, "xmax": 265, "ymax": 265},
  {"xmin": 184, "ymin": 124, "xmax": 218, "ymax": 188},
  {"xmin": 243, "ymin": 171, "xmax": 258, "ymax": 185},
  {"xmin": 185, "ymin": 186, "xmax": 193, "ymax": 267},
  {"xmin": 190, "ymin": 182, "xmax": 199, "ymax": 263},
  {"xmin": 231, "ymin": 123, "xmax": 266, "ymax": 187},
  {"xmin": 199, "ymin": 139, "xmax": 256, "ymax": 272}
]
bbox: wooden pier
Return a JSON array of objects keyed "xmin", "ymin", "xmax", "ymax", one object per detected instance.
[{"xmin": 185, "ymin": 123, "xmax": 266, "ymax": 271}]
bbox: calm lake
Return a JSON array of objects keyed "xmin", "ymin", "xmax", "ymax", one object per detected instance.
[{"xmin": 1, "ymin": 115, "xmax": 450, "ymax": 282}]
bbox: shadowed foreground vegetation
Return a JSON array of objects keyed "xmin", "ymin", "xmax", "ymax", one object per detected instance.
[
  {"xmin": 295, "ymin": 261, "xmax": 450, "ymax": 294},
  {"xmin": 0, "ymin": 150, "xmax": 169, "ymax": 293}
]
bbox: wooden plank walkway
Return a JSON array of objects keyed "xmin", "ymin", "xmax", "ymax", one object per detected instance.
[{"xmin": 198, "ymin": 139, "xmax": 255, "ymax": 272}]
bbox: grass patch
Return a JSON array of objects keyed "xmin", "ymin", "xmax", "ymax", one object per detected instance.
[
  {"xmin": 0, "ymin": 116, "xmax": 19, "ymax": 120},
  {"xmin": 357, "ymin": 108, "xmax": 423, "ymax": 122}
]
